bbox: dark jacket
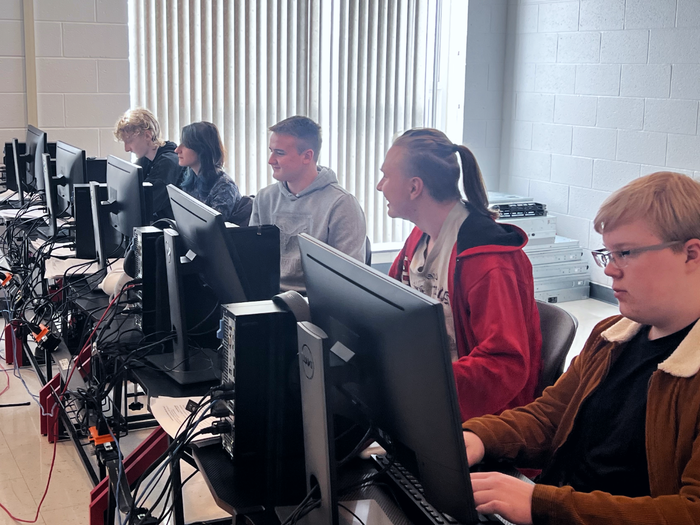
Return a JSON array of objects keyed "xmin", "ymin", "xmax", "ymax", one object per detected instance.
[
  {"xmin": 136, "ymin": 141, "xmax": 183, "ymax": 219},
  {"xmin": 179, "ymin": 168, "xmax": 252, "ymax": 226},
  {"xmin": 464, "ymin": 316, "xmax": 700, "ymax": 525}
]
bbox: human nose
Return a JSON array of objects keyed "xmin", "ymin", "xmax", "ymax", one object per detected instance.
[
  {"xmin": 603, "ymin": 259, "xmax": 622, "ymax": 278},
  {"xmin": 268, "ymin": 153, "xmax": 276, "ymax": 165},
  {"xmin": 376, "ymin": 177, "xmax": 385, "ymax": 192}
]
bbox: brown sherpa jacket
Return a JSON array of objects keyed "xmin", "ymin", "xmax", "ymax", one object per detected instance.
[{"xmin": 463, "ymin": 315, "xmax": 700, "ymax": 525}]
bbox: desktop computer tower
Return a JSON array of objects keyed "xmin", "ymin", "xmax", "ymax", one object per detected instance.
[
  {"xmin": 219, "ymin": 301, "xmax": 306, "ymax": 507},
  {"xmin": 133, "ymin": 226, "xmax": 168, "ymax": 335}
]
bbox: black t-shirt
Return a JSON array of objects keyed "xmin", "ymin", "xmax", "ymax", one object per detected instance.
[{"xmin": 540, "ymin": 321, "xmax": 696, "ymax": 497}]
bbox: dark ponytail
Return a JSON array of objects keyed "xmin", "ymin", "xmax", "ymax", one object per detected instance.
[{"xmin": 455, "ymin": 145, "xmax": 498, "ymax": 219}]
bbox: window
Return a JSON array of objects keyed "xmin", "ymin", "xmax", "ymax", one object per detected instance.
[{"xmin": 128, "ymin": 0, "xmax": 466, "ymax": 244}]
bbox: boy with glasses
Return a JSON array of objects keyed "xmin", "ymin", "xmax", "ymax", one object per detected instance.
[{"xmin": 461, "ymin": 171, "xmax": 700, "ymax": 525}]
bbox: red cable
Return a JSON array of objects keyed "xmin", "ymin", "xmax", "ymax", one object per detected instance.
[
  {"xmin": 0, "ymin": 284, "xmax": 134, "ymax": 522},
  {"xmin": 0, "ymin": 360, "xmax": 9, "ymax": 397}
]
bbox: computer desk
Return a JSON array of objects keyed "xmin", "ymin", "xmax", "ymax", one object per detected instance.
[{"xmin": 187, "ymin": 442, "xmax": 415, "ymax": 525}]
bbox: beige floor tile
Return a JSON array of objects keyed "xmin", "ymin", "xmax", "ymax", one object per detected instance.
[
  {"xmin": 21, "ymin": 458, "xmax": 92, "ymax": 511},
  {"xmin": 40, "ymin": 503, "xmax": 89, "ymax": 525},
  {"xmin": 0, "ymin": 478, "xmax": 46, "ymax": 525},
  {"xmin": 0, "ymin": 449, "xmax": 23, "ymax": 481}
]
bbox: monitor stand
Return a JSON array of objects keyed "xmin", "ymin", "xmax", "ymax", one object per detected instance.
[{"xmin": 284, "ymin": 321, "xmax": 393, "ymax": 525}]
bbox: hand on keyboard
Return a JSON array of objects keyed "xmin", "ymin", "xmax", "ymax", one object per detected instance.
[{"xmin": 470, "ymin": 472, "xmax": 534, "ymax": 525}]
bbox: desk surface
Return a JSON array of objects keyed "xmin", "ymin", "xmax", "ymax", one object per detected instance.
[{"xmin": 190, "ymin": 443, "xmax": 412, "ymax": 525}]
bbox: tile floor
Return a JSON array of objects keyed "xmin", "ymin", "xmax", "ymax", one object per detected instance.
[{"xmin": 0, "ymin": 298, "xmax": 619, "ymax": 525}]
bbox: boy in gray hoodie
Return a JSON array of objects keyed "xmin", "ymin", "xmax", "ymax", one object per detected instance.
[{"xmin": 250, "ymin": 116, "xmax": 366, "ymax": 292}]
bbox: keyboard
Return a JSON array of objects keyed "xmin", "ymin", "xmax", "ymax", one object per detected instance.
[{"xmin": 372, "ymin": 455, "xmax": 516, "ymax": 525}]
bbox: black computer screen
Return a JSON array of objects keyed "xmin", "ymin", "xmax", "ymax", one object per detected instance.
[
  {"xmin": 54, "ymin": 141, "xmax": 87, "ymax": 217},
  {"xmin": 105, "ymin": 155, "xmax": 147, "ymax": 237},
  {"xmin": 298, "ymin": 233, "xmax": 478, "ymax": 524},
  {"xmin": 26, "ymin": 125, "xmax": 48, "ymax": 192},
  {"xmin": 167, "ymin": 184, "xmax": 248, "ymax": 304}
]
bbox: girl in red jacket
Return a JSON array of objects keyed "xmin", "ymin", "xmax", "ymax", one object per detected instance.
[{"xmin": 377, "ymin": 128, "xmax": 542, "ymax": 422}]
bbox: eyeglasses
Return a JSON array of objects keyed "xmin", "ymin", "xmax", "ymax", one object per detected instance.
[{"xmin": 591, "ymin": 241, "xmax": 683, "ymax": 269}]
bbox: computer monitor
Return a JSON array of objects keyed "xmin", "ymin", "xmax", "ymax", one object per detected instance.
[
  {"xmin": 103, "ymin": 155, "xmax": 149, "ymax": 237},
  {"xmin": 298, "ymin": 234, "xmax": 478, "ymax": 524},
  {"xmin": 54, "ymin": 141, "xmax": 87, "ymax": 218},
  {"xmin": 25, "ymin": 125, "xmax": 49, "ymax": 192},
  {"xmin": 90, "ymin": 156, "xmax": 153, "ymax": 268},
  {"xmin": 38, "ymin": 142, "xmax": 86, "ymax": 239},
  {"xmin": 11, "ymin": 139, "xmax": 25, "ymax": 206},
  {"xmin": 145, "ymin": 185, "xmax": 280, "ymax": 385},
  {"xmin": 4, "ymin": 141, "xmax": 25, "ymax": 194}
]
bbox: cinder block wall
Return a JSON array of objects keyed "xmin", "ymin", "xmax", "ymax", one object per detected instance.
[
  {"xmin": 0, "ymin": 0, "xmax": 130, "ymax": 159},
  {"xmin": 493, "ymin": 0, "xmax": 700, "ymax": 286}
]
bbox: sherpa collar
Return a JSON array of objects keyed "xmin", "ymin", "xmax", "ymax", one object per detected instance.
[{"xmin": 602, "ymin": 317, "xmax": 700, "ymax": 378}]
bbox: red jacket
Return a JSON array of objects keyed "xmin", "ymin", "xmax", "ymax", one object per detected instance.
[{"xmin": 389, "ymin": 205, "xmax": 541, "ymax": 422}]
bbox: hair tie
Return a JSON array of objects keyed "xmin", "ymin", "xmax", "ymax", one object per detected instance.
[{"xmin": 451, "ymin": 144, "xmax": 461, "ymax": 153}]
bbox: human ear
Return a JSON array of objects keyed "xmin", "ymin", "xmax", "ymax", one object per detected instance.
[
  {"xmin": 684, "ymin": 239, "xmax": 700, "ymax": 268},
  {"xmin": 302, "ymin": 149, "xmax": 314, "ymax": 163},
  {"xmin": 408, "ymin": 177, "xmax": 424, "ymax": 200}
]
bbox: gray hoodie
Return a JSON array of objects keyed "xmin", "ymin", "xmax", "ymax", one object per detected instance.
[{"xmin": 250, "ymin": 166, "xmax": 366, "ymax": 292}]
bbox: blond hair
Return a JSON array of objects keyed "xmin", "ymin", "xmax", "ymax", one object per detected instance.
[
  {"xmin": 113, "ymin": 107, "xmax": 164, "ymax": 147},
  {"xmin": 594, "ymin": 171, "xmax": 700, "ymax": 249}
]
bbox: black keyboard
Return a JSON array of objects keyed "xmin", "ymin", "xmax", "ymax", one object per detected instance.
[{"xmin": 372, "ymin": 455, "xmax": 515, "ymax": 525}]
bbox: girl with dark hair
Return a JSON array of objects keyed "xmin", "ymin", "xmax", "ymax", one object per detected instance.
[
  {"xmin": 176, "ymin": 121, "xmax": 252, "ymax": 226},
  {"xmin": 377, "ymin": 128, "xmax": 541, "ymax": 422}
]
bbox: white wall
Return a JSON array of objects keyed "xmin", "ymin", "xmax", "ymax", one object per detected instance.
[
  {"xmin": 489, "ymin": 0, "xmax": 700, "ymax": 287},
  {"xmin": 0, "ymin": 0, "xmax": 130, "ymax": 159},
  {"xmin": 463, "ymin": 0, "xmax": 509, "ymax": 191}
]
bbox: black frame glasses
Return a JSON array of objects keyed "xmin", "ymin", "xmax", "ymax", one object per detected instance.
[{"xmin": 591, "ymin": 241, "xmax": 683, "ymax": 269}]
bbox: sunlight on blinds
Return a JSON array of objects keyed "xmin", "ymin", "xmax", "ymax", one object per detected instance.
[{"xmin": 128, "ymin": 0, "xmax": 440, "ymax": 243}]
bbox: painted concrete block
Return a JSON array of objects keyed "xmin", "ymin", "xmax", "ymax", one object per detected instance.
[
  {"xmin": 625, "ymin": 0, "xmax": 677, "ymax": 29},
  {"xmin": 532, "ymin": 122, "xmax": 573, "ymax": 154},
  {"xmin": 575, "ymin": 65, "xmax": 620, "ymax": 96},
  {"xmin": 620, "ymin": 64, "xmax": 671, "ymax": 98},
  {"xmin": 554, "ymin": 95, "xmax": 597, "ymax": 126},
  {"xmin": 551, "ymin": 154, "xmax": 594, "ymax": 187},
  {"xmin": 596, "ymin": 97, "xmax": 644, "ymax": 130},
  {"xmin": 538, "ymin": 2, "xmax": 579, "ymax": 33},
  {"xmin": 579, "ymin": 0, "xmax": 625, "ymax": 31},
  {"xmin": 558, "ymin": 32, "xmax": 601, "ymax": 64},
  {"xmin": 534, "ymin": 64, "xmax": 576, "ymax": 94},
  {"xmin": 600, "ymin": 30, "xmax": 649, "ymax": 64},
  {"xmin": 616, "ymin": 130, "xmax": 667, "ymax": 166},
  {"xmin": 592, "ymin": 159, "xmax": 641, "ymax": 191},
  {"xmin": 644, "ymin": 98, "xmax": 698, "ymax": 135},
  {"xmin": 572, "ymin": 126, "xmax": 617, "ymax": 160}
]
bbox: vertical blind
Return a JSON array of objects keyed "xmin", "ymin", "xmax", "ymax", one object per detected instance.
[{"xmin": 128, "ymin": 0, "xmax": 439, "ymax": 244}]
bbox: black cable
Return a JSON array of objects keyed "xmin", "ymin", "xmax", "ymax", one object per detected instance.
[{"xmin": 339, "ymin": 503, "xmax": 366, "ymax": 525}]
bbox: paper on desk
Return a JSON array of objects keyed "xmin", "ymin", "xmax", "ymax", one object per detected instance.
[
  {"xmin": 150, "ymin": 396, "xmax": 218, "ymax": 443},
  {"xmin": 31, "ymin": 238, "xmax": 76, "ymax": 257},
  {"xmin": 0, "ymin": 206, "xmax": 46, "ymax": 221},
  {"xmin": 44, "ymin": 256, "xmax": 123, "ymax": 280},
  {"xmin": 0, "ymin": 189, "xmax": 18, "ymax": 202}
]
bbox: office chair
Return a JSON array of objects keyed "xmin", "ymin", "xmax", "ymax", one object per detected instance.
[{"xmin": 536, "ymin": 300, "xmax": 579, "ymax": 397}]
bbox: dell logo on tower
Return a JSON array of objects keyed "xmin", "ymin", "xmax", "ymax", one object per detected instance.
[{"xmin": 300, "ymin": 344, "xmax": 314, "ymax": 379}]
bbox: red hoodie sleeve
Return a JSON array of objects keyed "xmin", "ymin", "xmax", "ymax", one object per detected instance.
[{"xmin": 452, "ymin": 263, "xmax": 537, "ymax": 422}]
